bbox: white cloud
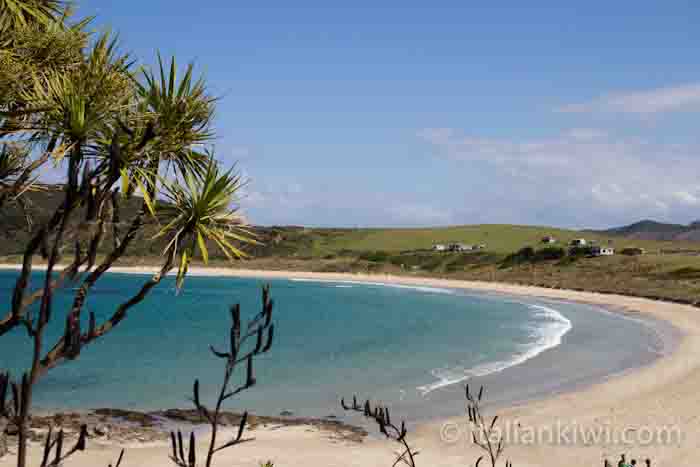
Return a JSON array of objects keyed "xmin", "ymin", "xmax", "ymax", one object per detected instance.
[
  {"xmin": 672, "ymin": 191, "xmax": 700, "ymax": 205},
  {"xmin": 565, "ymin": 128, "xmax": 608, "ymax": 141},
  {"xmin": 242, "ymin": 181, "xmax": 311, "ymax": 210},
  {"xmin": 418, "ymin": 127, "xmax": 700, "ymax": 227},
  {"xmin": 386, "ymin": 203, "xmax": 455, "ymax": 226},
  {"xmin": 557, "ymin": 83, "xmax": 700, "ymax": 115},
  {"xmin": 240, "ymin": 175, "xmax": 458, "ymax": 227}
]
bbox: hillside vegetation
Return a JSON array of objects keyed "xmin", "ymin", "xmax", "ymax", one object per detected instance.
[
  {"xmin": 268, "ymin": 224, "xmax": 695, "ymax": 256},
  {"xmin": 4, "ymin": 187, "xmax": 700, "ymax": 305}
]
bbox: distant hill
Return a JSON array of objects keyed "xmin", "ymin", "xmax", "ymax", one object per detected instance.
[
  {"xmin": 8, "ymin": 188, "xmax": 700, "ymax": 308},
  {"xmin": 595, "ymin": 219, "xmax": 700, "ymax": 242},
  {"xmin": 1, "ymin": 187, "xmax": 698, "ymax": 260},
  {"xmin": 0, "ymin": 185, "xmax": 166, "ymax": 257}
]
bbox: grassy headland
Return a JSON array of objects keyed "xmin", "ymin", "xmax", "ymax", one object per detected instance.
[{"xmin": 3, "ymin": 191, "xmax": 700, "ymax": 305}]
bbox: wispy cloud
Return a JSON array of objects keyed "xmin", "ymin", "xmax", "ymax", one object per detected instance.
[
  {"xmin": 672, "ymin": 190, "xmax": 700, "ymax": 206},
  {"xmin": 240, "ymin": 176, "xmax": 456, "ymax": 227},
  {"xmin": 386, "ymin": 203, "xmax": 455, "ymax": 226},
  {"xmin": 418, "ymin": 127, "xmax": 700, "ymax": 227},
  {"xmin": 557, "ymin": 83, "xmax": 700, "ymax": 115}
]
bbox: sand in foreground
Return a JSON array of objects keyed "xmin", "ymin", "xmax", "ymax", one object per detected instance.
[{"xmin": 2, "ymin": 266, "xmax": 699, "ymax": 466}]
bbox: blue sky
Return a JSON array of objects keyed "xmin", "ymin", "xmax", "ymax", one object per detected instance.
[{"xmin": 82, "ymin": 1, "xmax": 700, "ymax": 228}]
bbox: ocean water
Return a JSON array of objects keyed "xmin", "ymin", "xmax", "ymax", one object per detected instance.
[{"xmin": 0, "ymin": 271, "xmax": 669, "ymax": 421}]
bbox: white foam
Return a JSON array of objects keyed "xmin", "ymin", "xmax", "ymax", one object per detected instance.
[
  {"xmin": 416, "ymin": 304, "xmax": 572, "ymax": 395},
  {"xmin": 288, "ymin": 278, "xmax": 455, "ymax": 295}
]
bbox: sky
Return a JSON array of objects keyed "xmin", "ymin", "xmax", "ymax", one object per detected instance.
[{"xmin": 80, "ymin": 1, "xmax": 700, "ymax": 228}]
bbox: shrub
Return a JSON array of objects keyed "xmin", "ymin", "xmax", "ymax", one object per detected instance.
[
  {"xmin": 501, "ymin": 246, "xmax": 536, "ymax": 268},
  {"xmin": 358, "ymin": 250, "xmax": 390, "ymax": 262},
  {"xmin": 0, "ymin": 5, "xmax": 255, "ymax": 466},
  {"xmin": 664, "ymin": 267, "xmax": 700, "ymax": 280},
  {"xmin": 170, "ymin": 287, "xmax": 275, "ymax": 467},
  {"xmin": 534, "ymin": 246, "xmax": 566, "ymax": 261},
  {"xmin": 569, "ymin": 245, "xmax": 594, "ymax": 257},
  {"xmin": 518, "ymin": 246, "xmax": 536, "ymax": 259}
]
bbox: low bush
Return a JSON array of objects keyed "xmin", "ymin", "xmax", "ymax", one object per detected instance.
[
  {"xmin": 534, "ymin": 246, "xmax": 566, "ymax": 261},
  {"xmin": 664, "ymin": 266, "xmax": 700, "ymax": 280},
  {"xmin": 358, "ymin": 250, "xmax": 391, "ymax": 262},
  {"xmin": 501, "ymin": 246, "xmax": 536, "ymax": 268},
  {"xmin": 569, "ymin": 245, "xmax": 594, "ymax": 257}
]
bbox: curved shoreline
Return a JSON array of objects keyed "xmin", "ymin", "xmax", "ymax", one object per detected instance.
[
  {"xmin": 1, "ymin": 265, "xmax": 699, "ymax": 466},
  {"xmin": 415, "ymin": 301, "xmax": 574, "ymax": 397}
]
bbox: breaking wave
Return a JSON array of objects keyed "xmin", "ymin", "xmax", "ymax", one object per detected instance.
[{"xmin": 417, "ymin": 304, "xmax": 572, "ymax": 395}]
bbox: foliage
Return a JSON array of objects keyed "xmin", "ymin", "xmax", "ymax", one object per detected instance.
[
  {"xmin": 156, "ymin": 158, "xmax": 254, "ymax": 289},
  {"xmin": 568, "ymin": 245, "xmax": 594, "ymax": 258},
  {"xmin": 501, "ymin": 246, "xmax": 567, "ymax": 268},
  {"xmin": 466, "ymin": 385, "xmax": 512, "ymax": 467},
  {"xmin": 0, "ymin": 372, "xmax": 88, "ymax": 466},
  {"xmin": 137, "ymin": 55, "xmax": 215, "ymax": 165},
  {"xmin": 620, "ymin": 247, "xmax": 645, "ymax": 256},
  {"xmin": 358, "ymin": 250, "xmax": 390, "ymax": 262},
  {"xmin": 341, "ymin": 385, "xmax": 515, "ymax": 467},
  {"xmin": 534, "ymin": 246, "xmax": 566, "ymax": 261},
  {"xmin": 170, "ymin": 287, "xmax": 275, "ymax": 467},
  {"xmin": 0, "ymin": 0, "xmax": 65, "ymax": 36},
  {"xmin": 341, "ymin": 396, "xmax": 418, "ymax": 467},
  {"xmin": 662, "ymin": 266, "xmax": 700, "ymax": 280},
  {"xmin": 0, "ymin": 3, "xmax": 256, "ymax": 467},
  {"xmin": 500, "ymin": 246, "xmax": 535, "ymax": 268}
]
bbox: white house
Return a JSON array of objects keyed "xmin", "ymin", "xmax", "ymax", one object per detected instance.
[
  {"xmin": 570, "ymin": 238, "xmax": 587, "ymax": 247},
  {"xmin": 434, "ymin": 243, "xmax": 483, "ymax": 252},
  {"xmin": 592, "ymin": 246, "xmax": 615, "ymax": 256}
]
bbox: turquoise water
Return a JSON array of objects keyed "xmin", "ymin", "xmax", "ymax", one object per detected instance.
[{"xmin": 0, "ymin": 271, "xmax": 666, "ymax": 420}]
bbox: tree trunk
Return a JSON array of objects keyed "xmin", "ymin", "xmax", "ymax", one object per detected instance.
[
  {"xmin": 17, "ymin": 421, "xmax": 28, "ymax": 467},
  {"xmin": 0, "ymin": 418, "xmax": 7, "ymax": 459},
  {"xmin": 17, "ymin": 373, "xmax": 34, "ymax": 467}
]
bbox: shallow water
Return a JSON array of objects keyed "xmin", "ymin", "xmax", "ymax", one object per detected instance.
[{"xmin": 0, "ymin": 271, "xmax": 668, "ymax": 422}]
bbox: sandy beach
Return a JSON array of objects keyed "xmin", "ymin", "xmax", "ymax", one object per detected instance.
[{"xmin": 2, "ymin": 265, "xmax": 699, "ymax": 466}]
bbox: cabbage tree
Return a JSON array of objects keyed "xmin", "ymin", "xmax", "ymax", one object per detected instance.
[{"xmin": 0, "ymin": 6, "xmax": 255, "ymax": 467}]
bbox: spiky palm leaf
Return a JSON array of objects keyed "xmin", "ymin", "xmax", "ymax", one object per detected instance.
[
  {"xmin": 0, "ymin": 143, "xmax": 28, "ymax": 185},
  {"xmin": 17, "ymin": 32, "xmax": 134, "ymax": 144},
  {"xmin": 137, "ymin": 55, "xmax": 215, "ymax": 172},
  {"xmin": 155, "ymin": 156, "xmax": 256, "ymax": 290},
  {"xmin": 0, "ymin": 14, "xmax": 89, "ymax": 144},
  {"xmin": 0, "ymin": 0, "xmax": 64, "ymax": 33},
  {"xmin": 87, "ymin": 121, "xmax": 159, "ymax": 214},
  {"xmin": 0, "ymin": 142, "xmax": 54, "ymax": 193}
]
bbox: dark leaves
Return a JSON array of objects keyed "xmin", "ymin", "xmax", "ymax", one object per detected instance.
[
  {"xmin": 341, "ymin": 396, "xmax": 418, "ymax": 467},
  {"xmin": 175, "ymin": 285, "xmax": 274, "ymax": 466},
  {"xmin": 466, "ymin": 385, "xmax": 512, "ymax": 467}
]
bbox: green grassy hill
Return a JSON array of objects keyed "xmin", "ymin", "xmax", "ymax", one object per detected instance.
[
  {"xmin": 4, "ymin": 187, "xmax": 700, "ymax": 305},
  {"xmin": 1, "ymin": 186, "xmax": 695, "ymax": 259},
  {"xmin": 248, "ymin": 224, "xmax": 697, "ymax": 259}
]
